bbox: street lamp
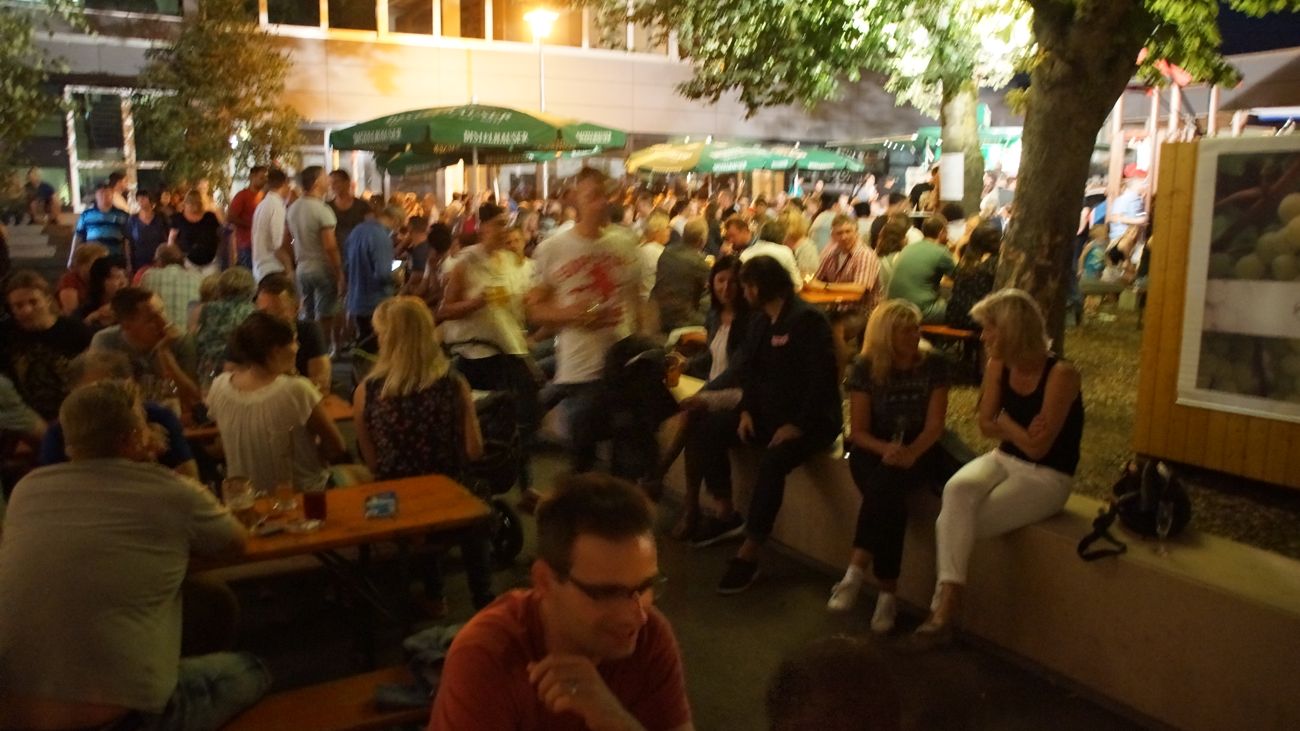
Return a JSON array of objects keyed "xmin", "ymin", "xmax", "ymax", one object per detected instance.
[{"xmin": 524, "ymin": 7, "xmax": 559, "ymax": 199}]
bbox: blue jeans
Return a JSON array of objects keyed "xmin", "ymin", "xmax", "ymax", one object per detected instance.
[
  {"xmin": 542, "ymin": 381, "xmax": 655, "ymax": 480},
  {"xmin": 118, "ymin": 652, "xmax": 271, "ymax": 731},
  {"xmin": 234, "ymin": 248, "xmax": 253, "ymax": 270}
]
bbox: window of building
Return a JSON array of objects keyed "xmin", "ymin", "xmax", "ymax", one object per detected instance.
[
  {"xmin": 631, "ymin": 23, "xmax": 666, "ymax": 55},
  {"xmin": 329, "ymin": 0, "xmax": 377, "ymax": 31},
  {"xmin": 268, "ymin": 0, "xmax": 320, "ymax": 26},
  {"xmin": 83, "ymin": 1, "xmax": 181, "ymax": 14},
  {"xmin": 389, "ymin": 0, "xmax": 433, "ymax": 34},
  {"xmin": 71, "ymin": 93, "xmax": 125, "ymax": 162},
  {"xmin": 442, "ymin": 0, "xmax": 485, "ymax": 39},
  {"xmin": 584, "ymin": 8, "xmax": 624, "ymax": 51}
]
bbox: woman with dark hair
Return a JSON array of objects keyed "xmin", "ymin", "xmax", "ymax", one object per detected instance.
[
  {"xmin": 205, "ymin": 311, "xmax": 346, "ymax": 494},
  {"xmin": 669, "ymin": 254, "xmax": 756, "ymax": 542},
  {"xmin": 81, "ymin": 255, "xmax": 128, "ymax": 331},
  {"xmin": 944, "ymin": 222, "xmax": 1002, "ymax": 331},
  {"xmin": 717, "ymin": 254, "xmax": 842, "ymax": 594},
  {"xmin": 873, "ymin": 217, "xmax": 911, "ymax": 294},
  {"xmin": 168, "ymin": 190, "xmax": 223, "ymax": 276}
]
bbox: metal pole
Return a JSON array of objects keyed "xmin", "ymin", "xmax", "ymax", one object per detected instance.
[
  {"xmin": 64, "ymin": 87, "xmax": 81, "ymax": 216},
  {"xmin": 538, "ymin": 37, "xmax": 549, "ymax": 199},
  {"xmin": 472, "ymin": 146, "xmax": 479, "ymax": 195},
  {"xmin": 1208, "ymin": 85, "xmax": 1221, "ymax": 137}
]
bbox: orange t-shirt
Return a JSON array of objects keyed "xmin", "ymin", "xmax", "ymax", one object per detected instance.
[{"xmin": 428, "ymin": 589, "xmax": 691, "ymax": 731}]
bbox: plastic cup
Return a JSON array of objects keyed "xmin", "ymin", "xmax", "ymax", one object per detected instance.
[{"xmin": 302, "ymin": 487, "xmax": 327, "ymax": 522}]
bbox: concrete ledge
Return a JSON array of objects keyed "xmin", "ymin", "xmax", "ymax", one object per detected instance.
[{"xmin": 662, "ymin": 422, "xmax": 1300, "ymax": 731}]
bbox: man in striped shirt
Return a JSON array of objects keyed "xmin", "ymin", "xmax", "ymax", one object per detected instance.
[
  {"xmin": 71, "ymin": 182, "xmax": 130, "ymax": 265},
  {"xmin": 808, "ymin": 214, "xmax": 884, "ymax": 372}
]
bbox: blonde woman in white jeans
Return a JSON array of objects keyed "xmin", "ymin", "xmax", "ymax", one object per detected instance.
[{"xmin": 918, "ymin": 288, "xmax": 1084, "ymax": 642}]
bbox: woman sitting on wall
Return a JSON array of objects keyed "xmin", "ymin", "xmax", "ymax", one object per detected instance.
[
  {"xmin": 828, "ymin": 300, "xmax": 959, "ymax": 633},
  {"xmin": 919, "ymin": 288, "xmax": 1084, "ymax": 643}
]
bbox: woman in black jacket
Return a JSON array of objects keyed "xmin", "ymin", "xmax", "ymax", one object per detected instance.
[{"xmin": 718, "ymin": 255, "xmax": 843, "ymax": 594}]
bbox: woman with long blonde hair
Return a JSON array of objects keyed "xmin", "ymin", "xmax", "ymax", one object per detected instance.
[
  {"xmin": 827, "ymin": 299, "xmax": 957, "ymax": 633},
  {"xmin": 352, "ymin": 296, "xmax": 492, "ymax": 611},
  {"xmin": 918, "ymin": 288, "xmax": 1083, "ymax": 644}
]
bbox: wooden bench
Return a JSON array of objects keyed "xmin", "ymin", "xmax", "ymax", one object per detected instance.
[
  {"xmin": 223, "ymin": 665, "xmax": 426, "ymax": 731},
  {"xmin": 919, "ymin": 324, "xmax": 982, "ymax": 383}
]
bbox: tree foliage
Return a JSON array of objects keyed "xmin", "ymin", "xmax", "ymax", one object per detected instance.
[
  {"xmin": 135, "ymin": 0, "xmax": 302, "ymax": 197},
  {"xmin": 576, "ymin": 0, "xmax": 1300, "ymax": 345},
  {"xmin": 575, "ymin": 0, "xmax": 1033, "ymax": 119},
  {"xmin": 0, "ymin": 1, "xmax": 84, "ymax": 176}
]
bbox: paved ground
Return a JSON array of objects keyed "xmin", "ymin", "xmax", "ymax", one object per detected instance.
[{"xmin": 228, "ymin": 453, "xmax": 1149, "ymax": 730}]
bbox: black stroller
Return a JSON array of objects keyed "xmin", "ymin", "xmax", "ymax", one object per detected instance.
[{"xmin": 463, "ymin": 389, "xmax": 526, "ymax": 565}]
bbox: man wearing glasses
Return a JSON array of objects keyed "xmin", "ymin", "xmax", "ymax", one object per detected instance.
[{"xmin": 429, "ymin": 473, "xmax": 693, "ymax": 731}]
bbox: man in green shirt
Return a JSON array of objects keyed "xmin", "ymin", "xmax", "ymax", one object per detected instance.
[{"xmin": 886, "ymin": 216, "xmax": 956, "ymax": 323}]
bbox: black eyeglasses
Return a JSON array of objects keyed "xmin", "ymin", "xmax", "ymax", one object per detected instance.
[{"xmin": 562, "ymin": 574, "xmax": 668, "ymax": 604}]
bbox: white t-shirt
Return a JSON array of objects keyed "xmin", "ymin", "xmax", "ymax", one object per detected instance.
[
  {"xmin": 0, "ymin": 459, "xmax": 242, "ymax": 712},
  {"xmin": 739, "ymin": 241, "xmax": 803, "ymax": 290},
  {"xmin": 251, "ymin": 189, "xmax": 287, "ymax": 282},
  {"xmin": 637, "ymin": 241, "xmax": 666, "ymax": 299},
  {"xmin": 439, "ymin": 245, "xmax": 530, "ymax": 359},
  {"xmin": 531, "ymin": 227, "xmax": 640, "ymax": 384},
  {"xmin": 206, "ymin": 373, "xmax": 326, "ymax": 493},
  {"xmin": 708, "ymin": 321, "xmax": 731, "ymax": 382}
]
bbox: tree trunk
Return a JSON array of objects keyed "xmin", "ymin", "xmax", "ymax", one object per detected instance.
[
  {"xmin": 940, "ymin": 78, "xmax": 984, "ymax": 216},
  {"xmin": 998, "ymin": 0, "xmax": 1153, "ymax": 353}
]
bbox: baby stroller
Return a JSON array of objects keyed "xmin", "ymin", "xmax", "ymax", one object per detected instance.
[{"xmin": 465, "ymin": 389, "xmax": 526, "ymax": 565}]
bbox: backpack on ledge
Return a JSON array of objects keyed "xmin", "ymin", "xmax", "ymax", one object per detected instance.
[{"xmin": 1077, "ymin": 459, "xmax": 1193, "ymax": 561}]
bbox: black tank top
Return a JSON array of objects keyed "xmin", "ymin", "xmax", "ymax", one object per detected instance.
[{"xmin": 998, "ymin": 357, "xmax": 1084, "ymax": 475}]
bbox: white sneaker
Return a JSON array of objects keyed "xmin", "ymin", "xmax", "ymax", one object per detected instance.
[
  {"xmin": 827, "ymin": 576, "xmax": 863, "ymax": 612},
  {"xmin": 871, "ymin": 592, "xmax": 898, "ymax": 633}
]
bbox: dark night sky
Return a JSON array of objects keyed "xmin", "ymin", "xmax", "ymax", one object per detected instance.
[{"xmin": 1218, "ymin": 4, "xmax": 1300, "ymax": 55}]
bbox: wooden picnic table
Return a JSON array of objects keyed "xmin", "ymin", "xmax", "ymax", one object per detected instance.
[
  {"xmin": 200, "ymin": 474, "xmax": 490, "ymax": 569},
  {"xmin": 197, "ymin": 474, "xmax": 490, "ymax": 666},
  {"xmin": 183, "ymin": 393, "xmax": 353, "ymax": 441},
  {"xmin": 799, "ymin": 288, "xmax": 860, "ymax": 307}
]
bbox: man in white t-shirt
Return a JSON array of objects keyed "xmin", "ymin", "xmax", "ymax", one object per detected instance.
[
  {"xmin": 528, "ymin": 167, "xmax": 643, "ymax": 474},
  {"xmin": 251, "ymin": 167, "xmax": 292, "ymax": 282}
]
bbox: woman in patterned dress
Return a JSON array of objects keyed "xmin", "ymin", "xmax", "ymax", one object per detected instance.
[{"xmin": 352, "ymin": 296, "xmax": 494, "ymax": 612}]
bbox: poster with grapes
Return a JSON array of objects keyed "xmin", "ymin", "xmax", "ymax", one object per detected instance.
[{"xmin": 1178, "ymin": 135, "xmax": 1300, "ymax": 423}]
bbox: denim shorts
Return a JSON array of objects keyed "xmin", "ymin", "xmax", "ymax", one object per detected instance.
[
  {"xmin": 105, "ymin": 652, "xmax": 271, "ymax": 731},
  {"xmin": 297, "ymin": 263, "xmax": 340, "ymax": 320}
]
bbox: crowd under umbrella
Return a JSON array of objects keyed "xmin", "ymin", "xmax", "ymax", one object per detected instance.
[{"xmin": 329, "ymin": 103, "xmax": 627, "ymax": 193}]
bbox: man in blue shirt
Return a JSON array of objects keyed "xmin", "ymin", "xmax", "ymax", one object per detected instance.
[
  {"xmin": 345, "ymin": 205, "xmax": 397, "ymax": 352},
  {"xmin": 72, "ymin": 181, "xmax": 130, "ymax": 264}
]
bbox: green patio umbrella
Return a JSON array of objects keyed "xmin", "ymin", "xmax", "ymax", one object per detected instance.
[
  {"xmin": 768, "ymin": 145, "xmax": 866, "ymax": 173},
  {"xmin": 625, "ymin": 142, "xmax": 779, "ymax": 174},
  {"xmin": 330, "ymin": 104, "xmax": 626, "ymax": 155},
  {"xmin": 381, "ymin": 148, "xmax": 605, "ymax": 176}
]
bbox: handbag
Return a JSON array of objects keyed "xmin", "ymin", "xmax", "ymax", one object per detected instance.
[{"xmin": 1077, "ymin": 459, "xmax": 1192, "ymax": 561}]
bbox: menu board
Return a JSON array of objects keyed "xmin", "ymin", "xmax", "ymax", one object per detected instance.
[{"xmin": 1177, "ymin": 136, "xmax": 1300, "ymax": 423}]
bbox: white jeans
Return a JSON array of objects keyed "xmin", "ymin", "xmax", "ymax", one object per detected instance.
[{"xmin": 935, "ymin": 450, "xmax": 1072, "ymax": 585}]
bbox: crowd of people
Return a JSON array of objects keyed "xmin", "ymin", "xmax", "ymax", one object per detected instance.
[{"xmin": 0, "ymin": 160, "xmax": 1094, "ymax": 731}]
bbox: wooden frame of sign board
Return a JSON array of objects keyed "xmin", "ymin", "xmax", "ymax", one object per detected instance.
[{"xmin": 1133, "ymin": 140, "xmax": 1300, "ymax": 490}]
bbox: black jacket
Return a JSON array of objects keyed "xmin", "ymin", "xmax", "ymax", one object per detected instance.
[{"xmin": 736, "ymin": 296, "xmax": 842, "ymax": 440}]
